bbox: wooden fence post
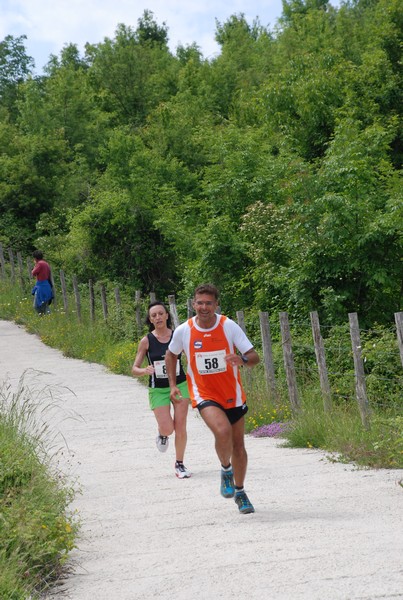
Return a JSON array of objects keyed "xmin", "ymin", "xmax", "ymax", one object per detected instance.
[
  {"xmin": 168, "ymin": 295, "xmax": 180, "ymax": 329},
  {"xmin": 0, "ymin": 243, "xmax": 5, "ymax": 279},
  {"xmin": 135, "ymin": 290, "xmax": 142, "ymax": 333},
  {"xmin": 89, "ymin": 280, "xmax": 95, "ymax": 322},
  {"xmin": 100, "ymin": 284, "xmax": 108, "ymax": 320},
  {"xmin": 49, "ymin": 265, "xmax": 57, "ymax": 308},
  {"xmin": 114, "ymin": 286, "xmax": 121, "ymax": 308},
  {"xmin": 259, "ymin": 311, "xmax": 277, "ymax": 400},
  {"xmin": 187, "ymin": 298, "xmax": 193, "ymax": 319},
  {"xmin": 26, "ymin": 257, "xmax": 33, "ymax": 281},
  {"xmin": 16, "ymin": 252, "xmax": 25, "ymax": 289},
  {"xmin": 279, "ymin": 312, "xmax": 301, "ymax": 413},
  {"xmin": 59, "ymin": 270, "xmax": 68, "ymax": 313},
  {"xmin": 394, "ymin": 312, "xmax": 403, "ymax": 369},
  {"xmin": 236, "ymin": 310, "xmax": 246, "ymax": 333},
  {"xmin": 348, "ymin": 312, "xmax": 371, "ymax": 430},
  {"xmin": 8, "ymin": 248, "xmax": 15, "ymax": 283},
  {"xmin": 236, "ymin": 310, "xmax": 252, "ymax": 385},
  {"xmin": 149, "ymin": 291, "xmax": 156, "ymax": 303},
  {"xmin": 310, "ymin": 311, "xmax": 332, "ymax": 412},
  {"xmin": 72, "ymin": 275, "xmax": 82, "ymax": 322}
]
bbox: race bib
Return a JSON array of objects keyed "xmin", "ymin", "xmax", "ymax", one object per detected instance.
[
  {"xmin": 154, "ymin": 359, "xmax": 180, "ymax": 379},
  {"xmin": 195, "ymin": 350, "xmax": 227, "ymax": 375}
]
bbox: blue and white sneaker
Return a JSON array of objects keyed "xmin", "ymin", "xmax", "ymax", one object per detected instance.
[
  {"xmin": 235, "ymin": 490, "xmax": 255, "ymax": 514},
  {"xmin": 220, "ymin": 468, "xmax": 235, "ymax": 498}
]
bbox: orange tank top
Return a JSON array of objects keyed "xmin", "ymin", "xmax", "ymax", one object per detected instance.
[{"xmin": 186, "ymin": 315, "xmax": 246, "ymax": 409}]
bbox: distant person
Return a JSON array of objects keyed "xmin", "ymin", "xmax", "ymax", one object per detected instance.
[
  {"xmin": 165, "ymin": 283, "xmax": 259, "ymax": 514},
  {"xmin": 31, "ymin": 250, "xmax": 53, "ymax": 315},
  {"xmin": 132, "ymin": 301, "xmax": 191, "ymax": 479}
]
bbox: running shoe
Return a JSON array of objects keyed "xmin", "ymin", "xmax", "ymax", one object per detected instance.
[
  {"xmin": 175, "ymin": 462, "xmax": 192, "ymax": 479},
  {"xmin": 220, "ymin": 468, "xmax": 235, "ymax": 498},
  {"xmin": 235, "ymin": 490, "xmax": 255, "ymax": 514},
  {"xmin": 156, "ymin": 434, "xmax": 169, "ymax": 452}
]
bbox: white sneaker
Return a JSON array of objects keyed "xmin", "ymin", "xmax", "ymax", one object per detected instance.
[
  {"xmin": 156, "ymin": 435, "xmax": 169, "ymax": 452},
  {"xmin": 175, "ymin": 462, "xmax": 191, "ymax": 479}
]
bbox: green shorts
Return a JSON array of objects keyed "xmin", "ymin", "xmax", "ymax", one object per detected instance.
[{"xmin": 148, "ymin": 380, "xmax": 189, "ymax": 410}]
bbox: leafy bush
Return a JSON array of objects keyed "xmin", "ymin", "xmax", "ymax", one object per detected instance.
[{"xmin": 361, "ymin": 325, "xmax": 403, "ymax": 409}]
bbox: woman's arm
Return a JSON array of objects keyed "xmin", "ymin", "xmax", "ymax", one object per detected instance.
[{"xmin": 131, "ymin": 337, "xmax": 154, "ymax": 377}]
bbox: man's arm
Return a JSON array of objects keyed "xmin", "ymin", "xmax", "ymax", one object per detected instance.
[
  {"xmin": 223, "ymin": 319, "xmax": 260, "ymax": 368},
  {"xmin": 224, "ymin": 347, "xmax": 260, "ymax": 368},
  {"xmin": 241, "ymin": 348, "xmax": 260, "ymax": 367},
  {"xmin": 165, "ymin": 349, "xmax": 182, "ymax": 402}
]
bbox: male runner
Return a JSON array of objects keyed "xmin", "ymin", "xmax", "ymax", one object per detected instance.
[{"xmin": 165, "ymin": 283, "xmax": 259, "ymax": 514}]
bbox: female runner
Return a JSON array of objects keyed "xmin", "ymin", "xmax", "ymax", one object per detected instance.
[{"xmin": 132, "ymin": 302, "xmax": 191, "ymax": 478}]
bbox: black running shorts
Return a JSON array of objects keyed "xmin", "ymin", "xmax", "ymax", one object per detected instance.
[{"xmin": 196, "ymin": 400, "xmax": 248, "ymax": 424}]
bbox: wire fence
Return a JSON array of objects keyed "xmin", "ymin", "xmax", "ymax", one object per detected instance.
[{"xmin": 1, "ymin": 243, "xmax": 402, "ymax": 428}]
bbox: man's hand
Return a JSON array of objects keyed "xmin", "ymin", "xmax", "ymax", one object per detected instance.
[
  {"xmin": 225, "ymin": 353, "xmax": 245, "ymax": 367},
  {"xmin": 165, "ymin": 349, "xmax": 181, "ymax": 401},
  {"xmin": 170, "ymin": 385, "xmax": 183, "ymax": 403},
  {"xmin": 225, "ymin": 349, "xmax": 260, "ymax": 368}
]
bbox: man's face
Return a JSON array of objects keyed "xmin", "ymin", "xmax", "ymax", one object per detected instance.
[{"xmin": 193, "ymin": 293, "xmax": 218, "ymax": 326}]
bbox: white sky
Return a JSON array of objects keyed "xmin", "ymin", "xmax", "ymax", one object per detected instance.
[{"xmin": 1, "ymin": 0, "xmax": 289, "ymax": 73}]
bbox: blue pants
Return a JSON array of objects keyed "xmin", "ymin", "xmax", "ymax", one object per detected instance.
[{"xmin": 32, "ymin": 280, "xmax": 53, "ymax": 314}]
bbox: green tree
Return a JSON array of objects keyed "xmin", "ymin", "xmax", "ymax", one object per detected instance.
[
  {"xmin": 137, "ymin": 9, "xmax": 169, "ymax": 46},
  {"xmin": 64, "ymin": 187, "xmax": 178, "ymax": 292},
  {"xmin": 85, "ymin": 16, "xmax": 178, "ymax": 126},
  {"xmin": 18, "ymin": 44, "xmax": 108, "ymax": 171},
  {"xmin": 0, "ymin": 1, "xmax": 400, "ymax": 329},
  {"xmin": 281, "ymin": 0, "xmax": 330, "ymax": 24},
  {"xmin": 208, "ymin": 14, "xmax": 273, "ymax": 119},
  {"xmin": 0, "ymin": 35, "xmax": 34, "ymax": 119},
  {"xmin": 0, "ymin": 125, "xmax": 74, "ymax": 250},
  {"xmin": 311, "ymin": 118, "xmax": 403, "ymax": 324}
]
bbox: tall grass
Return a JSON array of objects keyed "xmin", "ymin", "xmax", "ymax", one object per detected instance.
[
  {"xmin": 1, "ymin": 282, "xmax": 138, "ymax": 375},
  {"xmin": 281, "ymin": 389, "xmax": 403, "ymax": 469},
  {"xmin": 0, "ymin": 371, "xmax": 79, "ymax": 599},
  {"xmin": 243, "ymin": 363, "xmax": 292, "ymax": 432},
  {"xmin": 243, "ymin": 367, "xmax": 402, "ymax": 468}
]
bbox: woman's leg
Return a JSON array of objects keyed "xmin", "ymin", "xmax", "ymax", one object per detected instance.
[
  {"xmin": 173, "ymin": 399, "xmax": 189, "ymax": 462},
  {"xmin": 153, "ymin": 405, "xmax": 174, "ymax": 437}
]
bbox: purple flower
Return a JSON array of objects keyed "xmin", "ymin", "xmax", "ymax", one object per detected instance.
[{"xmin": 250, "ymin": 422, "xmax": 290, "ymax": 438}]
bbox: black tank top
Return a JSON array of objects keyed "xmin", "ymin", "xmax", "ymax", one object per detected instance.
[{"xmin": 146, "ymin": 332, "xmax": 186, "ymax": 389}]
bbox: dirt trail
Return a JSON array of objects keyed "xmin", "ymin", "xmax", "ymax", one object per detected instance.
[{"xmin": 1, "ymin": 319, "xmax": 402, "ymax": 600}]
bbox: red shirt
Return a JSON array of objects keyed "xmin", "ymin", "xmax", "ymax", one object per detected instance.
[{"xmin": 32, "ymin": 260, "xmax": 51, "ymax": 281}]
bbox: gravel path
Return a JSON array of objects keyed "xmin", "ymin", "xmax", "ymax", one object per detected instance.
[{"xmin": 1, "ymin": 319, "xmax": 402, "ymax": 600}]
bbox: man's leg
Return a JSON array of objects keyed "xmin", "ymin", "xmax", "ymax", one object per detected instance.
[
  {"xmin": 231, "ymin": 416, "xmax": 247, "ymax": 488},
  {"xmin": 199, "ymin": 405, "xmax": 233, "ymax": 466},
  {"xmin": 231, "ymin": 416, "xmax": 254, "ymax": 513}
]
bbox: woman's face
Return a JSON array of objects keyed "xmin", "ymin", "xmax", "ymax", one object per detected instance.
[{"xmin": 149, "ymin": 305, "xmax": 169, "ymax": 328}]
